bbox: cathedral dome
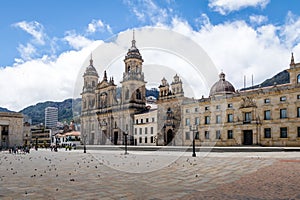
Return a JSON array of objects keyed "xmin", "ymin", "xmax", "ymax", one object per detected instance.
[
  {"xmin": 209, "ymin": 72, "xmax": 235, "ymax": 97},
  {"xmin": 124, "ymin": 31, "xmax": 143, "ymax": 61},
  {"xmin": 84, "ymin": 57, "xmax": 99, "ymax": 77}
]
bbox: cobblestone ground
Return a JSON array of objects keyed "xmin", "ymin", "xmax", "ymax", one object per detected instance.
[{"xmin": 0, "ymin": 149, "xmax": 299, "ymax": 200}]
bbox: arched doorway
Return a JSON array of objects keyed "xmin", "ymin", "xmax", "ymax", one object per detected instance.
[{"xmin": 165, "ymin": 129, "xmax": 174, "ymax": 145}]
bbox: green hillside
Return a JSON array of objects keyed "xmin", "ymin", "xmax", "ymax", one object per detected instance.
[{"xmin": 19, "ymin": 98, "xmax": 81, "ymax": 125}]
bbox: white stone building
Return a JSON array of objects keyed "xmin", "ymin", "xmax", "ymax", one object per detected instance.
[{"xmin": 134, "ymin": 103, "xmax": 158, "ymax": 146}]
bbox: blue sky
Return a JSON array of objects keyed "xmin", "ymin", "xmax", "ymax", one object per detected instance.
[{"xmin": 0, "ymin": 0, "xmax": 300, "ymax": 111}]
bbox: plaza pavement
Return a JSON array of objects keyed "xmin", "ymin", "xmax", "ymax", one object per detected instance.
[{"xmin": 0, "ymin": 148, "xmax": 300, "ymax": 200}]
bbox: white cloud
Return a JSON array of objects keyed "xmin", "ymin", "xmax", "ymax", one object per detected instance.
[
  {"xmin": 208, "ymin": 0, "xmax": 270, "ymax": 15},
  {"xmin": 86, "ymin": 19, "xmax": 112, "ymax": 34},
  {"xmin": 13, "ymin": 21, "xmax": 46, "ymax": 45},
  {"xmin": 17, "ymin": 43, "xmax": 37, "ymax": 61},
  {"xmin": 167, "ymin": 16, "xmax": 296, "ymax": 90},
  {"xmin": 0, "ymin": 41, "xmax": 102, "ymax": 111},
  {"xmin": 124, "ymin": 0, "xmax": 170, "ymax": 25},
  {"xmin": 249, "ymin": 15, "xmax": 268, "ymax": 25},
  {"xmin": 64, "ymin": 31, "xmax": 93, "ymax": 50},
  {"xmin": 280, "ymin": 11, "xmax": 300, "ymax": 48}
]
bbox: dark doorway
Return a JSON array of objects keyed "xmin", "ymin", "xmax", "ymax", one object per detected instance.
[
  {"xmin": 114, "ymin": 131, "xmax": 118, "ymax": 145},
  {"xmin": 1, "ymin": 126, "xmax": 9, "ymax": 147},
  {"xmin": 243, "ymin": 130, "xmax": 253, "ymax": 145},
  {"xmin": 165, "ymin": 129, "xmax": 174, "ymax": 145}
]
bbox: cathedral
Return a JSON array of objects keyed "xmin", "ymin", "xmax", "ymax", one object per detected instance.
[
  {"xmin": 81, "ymin": 32, "xmax": 300, "ymax": 147},
  {"xmin": 81, "ymin": 33, "xmax": 149, "ymax": 145}
]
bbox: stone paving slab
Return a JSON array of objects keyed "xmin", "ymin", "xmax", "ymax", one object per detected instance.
[{"xmin": 0, "ymin": 149, "xmax": 299, "ymax": 199}]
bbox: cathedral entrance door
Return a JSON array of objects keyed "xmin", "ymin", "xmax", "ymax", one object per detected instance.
[
  {"xmin": 114, "ymin": 131, "xmax": 118, "ymax": 145},
  {"xmin": 243, "ymin": 130, "xmax": 253, "ymax": 145},
  {"xmin": 166, "ymin": 129, "xmax": 174, "ymax": 145}
]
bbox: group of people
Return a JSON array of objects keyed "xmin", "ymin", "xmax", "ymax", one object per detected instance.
[
  {"xmin": 49, "ymin": 143, "xmax": 77, "ymax": 152},
  {"xmin": 8, "ymin": 145, "xmax": 30, "ymax": 154}
]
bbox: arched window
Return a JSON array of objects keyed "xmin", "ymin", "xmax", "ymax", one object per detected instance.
[
  {"xmin": 136, "ymin": 89, "xmax": 141, "ymax": 100},
  {"xmin": 125, "ymin": 89, "xmax": 129, "ymax": 100},
  {"xmin": 128, "ymin": 66, "xmax": 131, "ymax": 73},
  {"xmin": 297, "ymin": 74, "xmax": 300, "ymax": 83}
]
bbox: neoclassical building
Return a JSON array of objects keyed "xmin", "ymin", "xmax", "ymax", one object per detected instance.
[
  {"xmin": 0, "ymin": 112, "xmax": 24, "ymax": 148},
  {"xmin": 180, "ymin": 54, "xmax": 300, "ymax": 146}
]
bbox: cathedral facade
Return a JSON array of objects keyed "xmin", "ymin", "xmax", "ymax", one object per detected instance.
[{"xmin": 81, "ymin": 34, "xmax": 147, "ymax": 145}]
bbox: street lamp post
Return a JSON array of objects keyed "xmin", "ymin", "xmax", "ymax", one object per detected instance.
[
  {"xmin": 123, "ymin": 131, "xmax": 128, "ymax": 155},
  {"xmin": 83, "ymin": 133, "xmax": 87, "ymax": 153},
  {"xmin": 190, "ymin": 125, "xmax": 197, "ymax": 157},
  {"xmin": 35, "ymin": 137, "xmax": 38, "ymax": 151}
]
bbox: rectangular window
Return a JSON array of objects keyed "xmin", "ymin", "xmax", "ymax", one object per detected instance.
[
  {"xmin": 280, "ymin": 109, "xmax": 287, "ymax": 119},
  {"xmin": 152, "ymin": 117, "xmax": 155, "ymax": 122},
  {"xmin": 141, "ymin": 119, "xmax": 143, "ymax": 124},
  {"xmin": 264, "ymin": 98, "xmax": 270, "ymax": 104},
  {"xmin": 185, "ymin": 118, "xmax": 190, "ymax": 126},
  {"xmin": 139, "ymin": 128, "xmax": 142, "ymax": 135},
  {"xmin": 139, "ymin": 137, "xmax": 142, "ymax": 143},
  {"xmin": 227, "ymin": 114, "xmax": 233, "ymax": 122},
  {"xmin": 264, "ymin": 128, "xmax": 271, "ymax": 138},
  {"xmin": 186, "ymin": 109, "xmax": 190, "ymax": 113},
  {"xmin": 228, "ymin": 103, "xmax": 233, "ymax": 108},
  {"xmin": 136, "ymin": 119, "xmax": 138, "ymax": 124},
  {"xmin": 195, "ymin": 131, "xmax": 199, "ymax": 139},
  {"xmin": 195, "ymin": 117, "xmax": 200, "ymax": 125},
  {"xmin": 205, "ymin": 106, "xmax": 209, "ymax": 111},
  {"xmin": 227, "ymin": 130, "xmax": 233, "ymax": 139},
  {"xmin": 145, "ymin": 127, "xmax": 147, "ymax": 134},
  {"xmin": 195, "ymin": 108, "xmax": 199, "ymax": 112},
  {"xmin": 280, "ymin": 96, "xmax": 286, "ymax": 101},
  {"xmin": 298, "ymin": 107, "xmax": 300, "ymax": 118},
  {"xmin": 280, "ymin": 127, "xmax": 288, "ymax": 138},
  {"xmin": 185, "ymin": 132, "xmax": 190, "ymax": 140},
  {"xmin": 205, "ymin": 116, "xmax": 210, "ymax": 124},
  {"xmin": 145, "ymin": 137, "xmax": 147, "ymax": 143},
  {"xmin": 216, "ymin": 130, "xmax": 221, "ymax": 139},
  {"xmin": 205, "ymin": 131, "xmax": 210, "ymax": 139},
  {"xmin": 216, "ymin": 105, "xmax": 220, "ymax": 110},
  {"xmin": 244, "ymin": 112, "xmax": 251, "ymax": 122},
  {"xmin": 151, "ymin": 127, "xmax": 153, "ymax": 134},
  {"xmin": 264, "ymin": 110, "xmax": 271, "ymax": 120},
  {"xmin": 298, "ymin": 127, "xmax": 300, "ymax": 137},
  {"xmin": 151, "ymin": 136, "xmax": 154, "ymax": 143},
  {"xmin": 146, "ymin": 118, "xmax": 149, "ymax": 123},
  {"xmin": 135, "ymin": 128, "xmax": 137, "ymax": 135},
  {"xmin": 216, "ymin": 115, "xmax": 221, "ymax": 124}
]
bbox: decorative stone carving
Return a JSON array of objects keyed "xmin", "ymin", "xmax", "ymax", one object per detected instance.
[{"xmin": 240, "ymin": 96, "xmax": 256, "ymax": 108}]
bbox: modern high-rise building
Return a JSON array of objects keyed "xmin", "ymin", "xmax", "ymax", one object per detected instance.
[{"xmin": 45, "ymin": 107, "xmax": 58, "ymax": 129}]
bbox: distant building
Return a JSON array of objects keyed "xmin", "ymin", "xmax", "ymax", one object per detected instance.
[
  {"xmin": 0, "ymin": 112, "xmax": 24, "ymax": 148},
  {"xmin": 31, "ymin": 126, "xmax": 51, "ymax": 147},
  {"xmin": 45, "ymin": 107, "xmax": 58, "ymax": 129}
]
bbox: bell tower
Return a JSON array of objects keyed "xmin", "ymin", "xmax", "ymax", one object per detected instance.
[
  {"xmin": 121, "ymin": 31, "xmax": 146, "ymax": 108},
  {"xmin": 82, "ymin": 55, "xmax": 99, "ymax": 111}
]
